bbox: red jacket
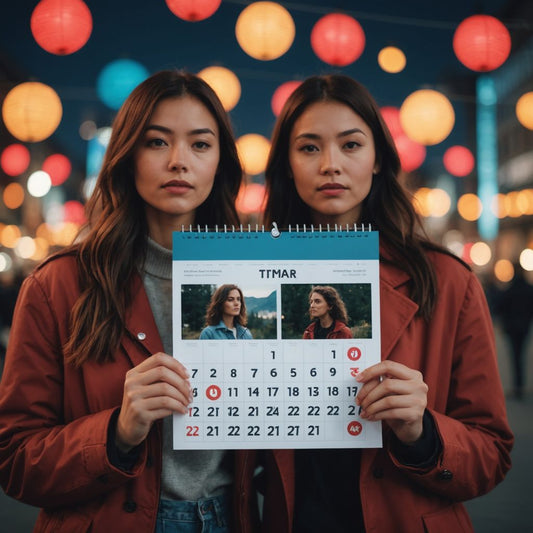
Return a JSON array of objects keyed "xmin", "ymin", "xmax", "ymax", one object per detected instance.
[
  {"xmin": 303, "ymin": 320, "xmax": 353, "ymax": 339},
  {"xmin": 241, "ymin": 248, "xmax": 513, "ymax": 533},
  {"xmin": 0, "ymin": 252, "xmax": 263, "ymax": 532}
]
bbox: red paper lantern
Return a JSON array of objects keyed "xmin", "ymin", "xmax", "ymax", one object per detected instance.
[
  {"xmin": 236, "ymin": 183, "xmax": 266, "ymax": 214},
  {"xmin": 63, "ymin": 200, "xmax": 86, "ymax": 224},
  {"xmin": 380, "ymin": 106, "xmax": 404, "ymax": 139},
  {"xmin": 271, "ymin": 81, "xmax": 302, "ymax": 116},
  {"xmin": 42, "ymin": 153, "xmax": 72, "ymax": 186},
  {"xmin": 453, "ymin": 15, "xmax": 511, "ymax": 72},
  {"xmin": 394, "ymin": 135, "xmax": 426, "ymax": 173},
  {"xmin": 1, "ymin": 144, "xmax": 31, "ymax": 176},
  {"xmin": 31, "ymin": 0, "xmax": 92, "ymax": 55},
  {"xmin": 443, "ymin": 145, "xmax": 475, "ymax": 177},
  {"xmin": 165, "ymin": 0, "xmax": 221, "ymax": 22},
  {"xmin": 311, "ymin": 13, "xmax": 365, "ymax": 66}
]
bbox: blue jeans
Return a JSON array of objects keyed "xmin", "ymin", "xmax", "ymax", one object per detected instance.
[{"xmin": 155, "ymin": 494, "xmax": 232, "ymax": 533}]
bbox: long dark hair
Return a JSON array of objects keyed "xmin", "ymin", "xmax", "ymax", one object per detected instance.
[
  {"xmin": 264, "ymin": 74, "xmax": 452, "ymax": 319},
  {"xmin": 66, "ymin": 70, "xmax": 243, "ymax": 365},
  {"xmin": 309, "ymin": 286, "xmax": 349, "ymax": 324},
  {"xmin": 205, "ymin": 284, "xmax": 248, "ymax": 327}
]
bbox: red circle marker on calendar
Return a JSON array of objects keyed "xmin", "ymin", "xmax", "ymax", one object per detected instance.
[
  {"xmin": 347, "ymin": 346, "xmax": 362, "ymax": 361},
  {"xmin": 206, "ymin": 385, "xmax": 221, "ymax": 401},
  {"xmin": 347, "ymin": 421, "xmax": 363, "ymax": 436}
]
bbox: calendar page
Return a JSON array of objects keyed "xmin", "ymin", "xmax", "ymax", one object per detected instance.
[{"xmin": 172, "ymin": 228, "xmax": 382, "ymax": 450}]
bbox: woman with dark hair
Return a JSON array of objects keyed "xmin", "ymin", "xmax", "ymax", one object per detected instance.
[
  {"xmin": 262, "ymin": 74, "xmax": 513, "ymax": 532},
  {"xmin": 0, "ymin": 70, "xmax": 256, "ymax": 532},
  {"xmin": 200, "ymin": 284, "xmax": 253, "ymax": 340},
  {"xmin": 303, "ymin": 285, "xmax": 352, "ymax": 339}
]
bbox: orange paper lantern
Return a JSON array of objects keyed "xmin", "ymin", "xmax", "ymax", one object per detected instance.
[
  {"xmin": 1, "ymin": 144, "xmax": 31, "ymax": 176},
  {"xmin": 311, "ymin": 13, "xmax": 365, "ymax": 67},
  {"xmin": 453, "ymin": 15, "xmax": 511, "ymax": 72},
  {"xmin": 31, "ymin": 0, "xmax": 93, "ymax": 55},
  {"xmin": 165, "ymin": 0, "xmax": 221, "ymax": 22}
]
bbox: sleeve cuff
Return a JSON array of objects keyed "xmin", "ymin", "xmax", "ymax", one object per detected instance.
[{"xmin": 106, "ymin": 409, "xmax": 143, "ymax": 472}]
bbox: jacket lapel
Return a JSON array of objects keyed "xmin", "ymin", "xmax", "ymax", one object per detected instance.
[
  {"xmin": 379, "ymin": 258, "xmax": 419, "ymax": 360},
  {"xmin": 122, "ymin": 274, "xmax": 165, "ymax": 367}
]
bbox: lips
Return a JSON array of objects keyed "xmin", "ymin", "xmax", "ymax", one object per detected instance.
[
  {"xmin": 162, "ymin": 179, "xmax": 193, "ymax": 194},
  {"xmin": 318, "ymin": 182, "xmax": 347, "ymax": 191}
]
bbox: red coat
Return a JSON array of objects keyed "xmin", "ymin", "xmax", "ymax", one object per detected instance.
[
  {"xmin": 302, "ymin": 320, "xmax": 353, "ymax": 339},
  {"xmin": 0, "ymin": 252, "xmax": 261, "ymax": 532},
  {"xmin": 237, "ymin": 248, "xmax": 514, "ymax": 533}
]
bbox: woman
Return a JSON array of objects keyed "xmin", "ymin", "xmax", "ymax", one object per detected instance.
[
  {"xmin": 303, "ymin": 285, "xmax": 352, "ymax": 339},
  {"xmin": 200, "ymin": 284, "xmax": 253, "ymax": 340},
  {"xmin": 0, "ymin": 70, "xmax": 259, "ymax": 532},
  {"xmin": 262, "ymin": 75, "xmax": 513, "ymax": 532}
]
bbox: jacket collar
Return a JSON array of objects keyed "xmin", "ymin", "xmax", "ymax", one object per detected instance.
[{"xmin": 379, "ymin": 246, "xmax": 419, "ymax": 359}]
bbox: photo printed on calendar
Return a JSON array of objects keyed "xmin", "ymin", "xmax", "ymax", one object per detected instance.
[{"xmin": 172, "ymin": 228, "xmax": 382, "ymax": 450}]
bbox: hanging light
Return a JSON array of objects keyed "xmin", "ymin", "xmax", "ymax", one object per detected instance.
[
  {"xmin": 399, "ymin": 89, "xmax": 455, "ymax": 145},
  {"xmin": 30, "ymin": 0, "xmax": 92, "ymax": 55},
  {"xmin": 443, "ymin": 145, "xmax": 475, "ymax": 176},
  {"xmin": 2, "ymin": 82, "xmax": 62, "ymax": 142},
  {"xmin": 235, "ymin": 2, "xmax": 295, "ymax": 61},
  {"xmin": 1, "ymin": 144, "xmax": 31, "ymax": 176},
  {"xmin": 165, "ymin": 0, "xmax": 221, "ymax": 22},
  {"xmin": 198, "ymin": 66, "xmax": 241, "ymax": 111},
  {"xmin": 271, "ymin": 80, "xmax": 301, "ymax": 116},
  {"xmin": 378, "ymin": 46, "xmax": 406, "ymax": 73},
  {"xmin": 516, "ymin": 91, "xmax": 533, "ymax": 130},
  {"xmin": 311, "ymin": 13, "xmax": 365, "ymax": 66},
  {"xmin": 97, "ymin": 59, "xmax": 150, "ymax": 110},
  {"xmin": 453, "ymin": 14, "xmax": 511, "ymax": 72},
  {"xmin": 236, "ymin": 134, "xmax": 271, "ymax": 175}
]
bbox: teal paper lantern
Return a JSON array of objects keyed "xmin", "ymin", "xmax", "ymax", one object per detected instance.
[{"xmin": 97, "ymin": 59, "xmax": 149, "ymax": 110}]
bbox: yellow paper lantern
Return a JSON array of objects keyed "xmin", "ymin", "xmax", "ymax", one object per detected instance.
[
  {"xmin": 399, "ymin": 89, "xmax": 455, "ymax": 145},
  {"xmin": 198, "ymin": 66, "xmax": 241, "ymax": 111},
  {"xmin": 378, "ymin": 46, "xmax": 406, "ymax": 73},
  {"xmin": 516, "ymin": 91, "xmax": 533, "ymax": 130},
  {"xmin": 236, "ymin": 134, "xmax": 271, "ymax": 175},
  {"xmin": 235, "ymin": 1, "xmax": 295, "ymax": 60},
  {"xmin": 2, "ymin": 82, "xmax": 62, "ymax": 142}
]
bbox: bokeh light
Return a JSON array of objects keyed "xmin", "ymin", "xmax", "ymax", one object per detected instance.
[
  {"xmin": 520, "ymin": 248, "xmax": 533, "ymax": 271},
  {"xmin": 3, "ymin": 183, "xmax": 25, "ymax": 210},
  {"xmin": 1, "ymin": 144, "xmax": 31, "ymax": 176},
  {"xmin": 470, "ymin": 241, "xmax": 492, "ymax": 266},
  {"xmin": 494, "ymin": 259, "xmax": 514, "ymax": 282},
  {"xmin": 457, "ymin": 193, "xmax": 483, "ymax": 221},
  {"xmin": 236, "ymin": 134, "xmax": 270, "ymax": 175},
  {"xmin": 42, "ymin": 153, "xmax": 72, "ymax": 186},
  {"xmin": 378, "ymin": 46, "xmax": 406, "ymax": 73},
  {"xmin": 271, "ymin": 81, "xmax": 301, "ymax": 116},
  {"xmin": 198, "ymin": 66, "xmax": 241, "ymax": 111},
  {"xmin": 27, "ymin": 170, "xmax": 52, "ymax": 198}
]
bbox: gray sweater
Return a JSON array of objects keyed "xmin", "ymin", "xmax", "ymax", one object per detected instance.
[{"xmin": 142, "ymin": 238, "xmax": 233, "ymax": 500}]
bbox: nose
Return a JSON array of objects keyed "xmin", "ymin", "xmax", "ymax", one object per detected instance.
[
  {"xmin": 319, "ymin": 146, "xmax": 341, "ymax": 176},
  {"xmin": 168, "ymin": 145, "xmax": 188, "ymax": 172}
]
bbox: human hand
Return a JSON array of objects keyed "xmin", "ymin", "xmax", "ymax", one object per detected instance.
[
  {"xmin": 355, "ymin": 360, "xmax": 428, "ymax": 445},
  {"xmin": 116, "ymin": 352, "xmax": 191, "ymax": 452}
]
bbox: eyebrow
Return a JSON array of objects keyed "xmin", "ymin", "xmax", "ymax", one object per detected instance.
[
  {"xmin": 144, "ymin": 125, "xmax": 216, "ymax": 136},
  {"xmin": 294, "ymin": 128, "xmax": 367, "ymax": 140}
]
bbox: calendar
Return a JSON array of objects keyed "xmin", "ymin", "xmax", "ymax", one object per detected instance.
[{"xmin": 172, "ymin": 227, "xmax": 382, "ymax": 449}]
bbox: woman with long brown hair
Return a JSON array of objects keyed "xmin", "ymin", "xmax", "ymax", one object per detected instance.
[
  {"xmin": 0, "ymin": 70, "xmax": 253, "ymax": 532},
  {"xmin": 262, "ymin": 74, "xmax": 513, "ymax": 533}
]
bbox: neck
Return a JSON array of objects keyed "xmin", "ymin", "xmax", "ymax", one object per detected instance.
[
  {"xmin": 222, "ymin": 315, "xmax": 235, "ymax": 329},
  {"xmin": 319, "ymin": 316, "xmax": 333, "ymax": 328}
]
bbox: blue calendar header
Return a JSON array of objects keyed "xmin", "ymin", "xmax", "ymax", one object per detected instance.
[{"xmin": 173, "ymin": 230, "xmax": 379, "ymax": 261}]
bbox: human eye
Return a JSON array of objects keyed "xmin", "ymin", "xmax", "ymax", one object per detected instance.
[
  {"xmin": 145, "ymin": 137, "xmax": 167, "ymax": 148},
  {"xmin": 192, "ymin": 140, "xmax": 211, "ymax": 151},
  {"xmin": 343, "ymin": 140, "xmax": 361, "ymax": 150},
  {"xmin": 298, "ymin": 144, "xmax": 318, "ymax": 153}
]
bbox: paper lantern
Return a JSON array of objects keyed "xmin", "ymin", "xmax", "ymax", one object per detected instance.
[
  {"xmin": 311, "ymin": 13, "xmax": 365, "ymax": 67},
  {"xmin": 516, "ymin": 92, "xmax": 533, "ymax": 130},
  {"xmin": 378, "ymin": 46, "xmax": 406, "ymax": 73},
  {"xmin": 97, "ymin": 59, "xmax": 150, "ymax": 110},
  {"xmin": 235, "ymin": 2, "xmax": 295, "ymax": 61},
  {"xmin": 236, "ymin": 134, "xmax": 270, "ymax": 175},
  {"xmin": 380, "ymin": 106, "xmax": 404, "ymax": 138},
  {"xmin": 165, "ymin": 0, "xmax": 221, "ymax": 21},
  {"xmin": 30, "ymin": 0, "xmax": 92, "ymax": 55},
  {"xmin": 1, "ymin": 144, "xmax": 31, "ymax": 176},
  {"xmin": 236, "ymin": 183, "xmax": 266, "ymax": 214},
  {"xmin": 42, "ymin": 153, "xmax": 72, "ymax": 185},
  {"xmin": 198, "ymin": 66, "xmax": 241, "ymax": 111},
  {"xmin": 271, "ymin": 81, "xmax": 301, "ymax": 116},
  {"xmin": 394, "ymin": 135, "xmax": 426, "ymax": 172},
  {"xmin": 2, "ymin": 82, "xmax": 63, "ymax": 142},
  {"xmin": 3, "ymin": 183, "xmax": 25, "ymax": 210},
  {"xmin": 453, "ymin": 15, "xmax": 511, "ymax": 72},
  {"xmin": 63, "ymin": 200, "xmax": 86, "ymax": 225},
  {"xmin": 400, "ymin": 90, "xmax": 455, "ymax": 146},
  {"xmin": 443, "ymin": 145, "xmax": 475, "ymax": 177}
]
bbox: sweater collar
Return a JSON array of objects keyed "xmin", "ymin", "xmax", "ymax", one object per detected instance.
[{"xmin": 143, "ymin": 237, "xmax": 172, "ymax": 280}]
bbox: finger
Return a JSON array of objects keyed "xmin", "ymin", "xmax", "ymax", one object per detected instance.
[
  {"xmin": 137, "ymin": 352, "xmax": 190, "ymax": 380},
  {"xmin": 356, "ymin": 360, "xmax": 417, "ymax": 383},
  {"xmin": 355, "ymin": 377, "xmax": 381, "ymax": 405},
  {"xmin": 360, "ymin": 393, "xmax": 425, "ymax": 419}
]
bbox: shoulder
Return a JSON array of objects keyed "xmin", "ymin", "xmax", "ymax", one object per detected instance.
[
  {"xmin": 200, "ymin": 325, "xmax": 215, "ymax": 339},
  {"xmin": 24, "ymin": 249, "xmax": 79, "ymax": 293}
]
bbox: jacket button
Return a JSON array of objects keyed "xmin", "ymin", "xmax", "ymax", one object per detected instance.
[
  {"xmin": 123, "ymin": 500, "xmax": 137, "ymax": 513},
  {"xmin": 137, "ymin": 332, "xmax": 146, "ymax": 341},
  {"xmin": 372, "ymin": 467, "xmax": 384, "ymax": 479},
  {"xmin": 437, "ymin": 469, "xmax": 453, "ymax": 481}
]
